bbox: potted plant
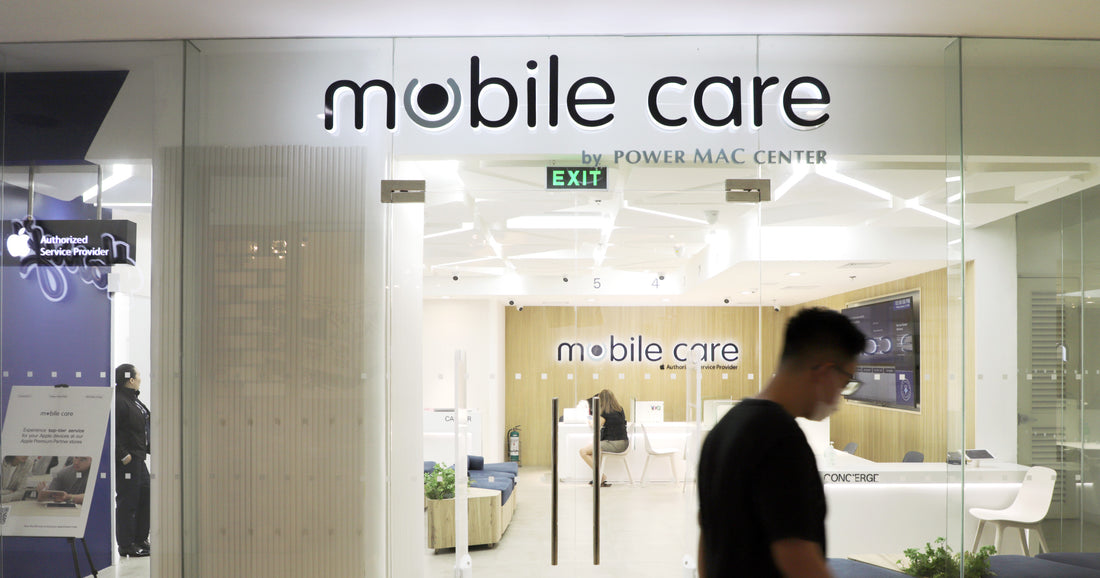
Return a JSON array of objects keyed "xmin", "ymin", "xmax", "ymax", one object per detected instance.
[
  {"xmin": 898, "ymin": 537, "xmax": 996, "ymax": 578},
  {"xmin": 424, "ymin": 462, "xmax": 479, "ymax": 549},
  {"xmin": 424, "ymin": 462, "xmax": 457, "ymax": 500}
]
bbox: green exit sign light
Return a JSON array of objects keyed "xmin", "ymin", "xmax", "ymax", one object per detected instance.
[{"xmin": 546, "ymin": 167, "xmax": 607, "ymax": 190}]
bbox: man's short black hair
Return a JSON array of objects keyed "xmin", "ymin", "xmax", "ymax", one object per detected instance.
[
  {"xmin": 779, "ymin": 307, "xmax": 866, "ymax": 366},
  {"xmin": 115, "ymin": 363, "xmax": 137, "ymax": 387}
]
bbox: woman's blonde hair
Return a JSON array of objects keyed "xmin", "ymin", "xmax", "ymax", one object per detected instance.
[{"xmin": 596, "ymin": 389, "xmax": 623, "ymax": 414}]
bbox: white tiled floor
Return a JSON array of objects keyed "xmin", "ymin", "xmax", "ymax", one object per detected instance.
[
  {"xmin": 98, "ymin": 465, "xmax": 1100, "ymax": 577},
  {"xmin": 115, "ymin": 555, "xmax": 150, "ymax": 578},
  {"xmin": 425, "ymin": 467, "xmax": 699, "ymax": 578}
]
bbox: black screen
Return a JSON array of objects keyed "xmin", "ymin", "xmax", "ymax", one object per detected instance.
[{"xmin": 841, "ymin": 294, "xmax": 919, "ymax": 410}]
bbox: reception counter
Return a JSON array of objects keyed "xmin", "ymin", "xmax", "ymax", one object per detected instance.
[
  {"xmin": 557, "ymin": 421, "xmax": 702, "ymax": 483},
  {"xmin": 821, "ymin": 453, "xmax": 1031, "ymax": 557},
  {"xmin": 556, "ymin": 418, "xmax": 1033, "ymax": 557},
  {"xmin": 556, "ymin": 417, "xmax": 828, "ymax": 484}
]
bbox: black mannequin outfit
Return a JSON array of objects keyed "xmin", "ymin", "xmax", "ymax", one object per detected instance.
[{"xmin": 116, "ymin": 385, "xmax": 151, "ymax": 557}]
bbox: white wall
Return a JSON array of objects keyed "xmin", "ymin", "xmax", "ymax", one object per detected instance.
[
  {"xmin": 110, "ymin": 208, "xmax": 152, "ymax": 410},
  {"xmin": 970, "ymin": 216, "xmax": 1019, "ymax": 462},
  {"xmin": 423, "ymin": 299, "xmax": 506, "ymax": 462}
]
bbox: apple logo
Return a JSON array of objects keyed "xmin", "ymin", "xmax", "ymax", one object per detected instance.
[{"xmin": 6, "ymin": 230, "xmax": 33, "ymax": 258}]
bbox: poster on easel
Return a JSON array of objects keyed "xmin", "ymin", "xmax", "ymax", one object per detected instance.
[{"xmin": 0, "ymin": 385, "xmax": 111, "ymax": 537}]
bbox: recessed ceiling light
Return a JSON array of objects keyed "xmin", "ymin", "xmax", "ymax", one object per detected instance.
[
  {"xmin": 787, "ymin": 272, "xmax": 801, "ymax": 277},
  {"xmin": 81, "ymin": 164, "xmax": 134, "ymax": 202}
]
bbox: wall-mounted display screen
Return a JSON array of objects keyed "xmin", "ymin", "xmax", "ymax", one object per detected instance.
[{"xmin": 841, "ymin": 292, "xmax": 920, "ymax": 411}]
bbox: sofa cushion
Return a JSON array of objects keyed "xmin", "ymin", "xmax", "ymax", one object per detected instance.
[
  {"xmin": 1035, "ymin": 553, "xmax": 1100, "ymax": 571},
  {"xmin": 990, "ymin": 555, "xmax": 1100, "ymax": 577},
  {"xmin": 469, "ymin": 471, "xmax": 515, "ymax": 505},
  {"xmin": 423, "ymin": 461, "xmax": 436, "ymax": 474},
  {"xmin": 468, "ymin": 455, "xmax": 485, "ymax": 470},
  {"xmin": 826, "ymin": 559, "xmax": 906, "ymax": 577},
  {"xmin": 482, "ymin": 462, "xmax": 519, "ymax": 476}
]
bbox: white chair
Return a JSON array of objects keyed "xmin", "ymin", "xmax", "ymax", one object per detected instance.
[
  {"xmin": 969, "ymin": 465, "xmax": 1056, "ymax": 556},
  {"xmin": 599, "ymin": 427, "xmax": 634, "ymax": 486},
  {"xmin": 639, "ymin": 424, "xmax": 679, "ymax": 486}
]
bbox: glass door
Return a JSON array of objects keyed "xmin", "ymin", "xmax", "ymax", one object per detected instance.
[{"xmin": 401, "ymin": 154, "xmax": 767, "ymax": 576}]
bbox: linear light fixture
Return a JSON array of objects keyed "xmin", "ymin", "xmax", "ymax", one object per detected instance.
[
  {"xmin": 430, "ymin": 255, "xmax": 499, "ymax": 270},
  {"xmin": 425, "ymin": 222, "xmax": 474, "ymax": 239},
  {"xmin": 506, "ymin": 215, "xmax": 605, "ymax": 229},
  {"xmin": 100, "ymin": 202, "xmax": 153, "ymax": 208},
  {"xmin": 905, "ymin": 198, "xmax": 960, "ymax": 225},
  {"xmin": 816, "ymin": 165, "xmax": 894, "ymax": 201},
  {"xmin": 622, "ymin": 201, "xmax": 709, "ymax": 224},
  {"xmin": 772, "ymin": 166, "xmax": 809, "ymax": 202},
  {"xmin": 81, "ymin": 164, "xmax": 135, "ymax": 202}
]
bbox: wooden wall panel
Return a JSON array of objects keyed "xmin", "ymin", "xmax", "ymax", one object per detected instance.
[
  {"xmin": 803, "ymin": 266, "xmax": 974, "ymax": 463},
  {"xmin": 505, "ymin": 267, "xmax": 973, "ymax": 467},
  {"xmin": 505, "ymin": 306, "xmax": 784, "ymax": 467}
]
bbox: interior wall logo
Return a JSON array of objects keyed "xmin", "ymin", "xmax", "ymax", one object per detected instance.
[
  {"xmin": 556, "ymin": 335, "xmax": 739, "ymax": 366},
  {"xmin": 324, "ymin": 55, "xmax": 830, "ymax": 134}
]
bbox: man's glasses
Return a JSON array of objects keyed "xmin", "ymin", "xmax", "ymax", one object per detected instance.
[{"xmin": 829, "ymin": 365, "xmax": 864, "ymax": 397}]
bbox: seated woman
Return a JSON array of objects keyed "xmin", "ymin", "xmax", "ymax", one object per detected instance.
[{"xmin": 579, "ymin": 389, "xmax": 628, "ymax": 487}]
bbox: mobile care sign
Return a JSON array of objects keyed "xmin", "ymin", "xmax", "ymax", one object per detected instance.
[
  {"xmin": 0, "ymin": 386, "xmax": 112, "ymax": 538},
  {"xmin": 321, "ymin": 37, "xmax": 841, "ymax": 157}
]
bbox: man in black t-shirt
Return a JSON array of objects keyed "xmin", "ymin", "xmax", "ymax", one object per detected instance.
[{"xmin": 697, "ymin": 307, "xmax": 865, "ymax": 578}]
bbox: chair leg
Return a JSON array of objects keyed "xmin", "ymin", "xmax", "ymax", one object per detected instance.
[
  {"xmin": 971, "ymin": 520, "xmax": 985, "ymax": 553},
  {"xmin": 1032, "ymin": 525, "xmax": 1049, "ymax": 555},
  {"xmin": 993, "ymin": 523, "xmax": 1004, "ymax": 554},
  {"xmin": 623, "ymin": 459, "xmax": 633, "ymax": 485},
  {"xmin": 1018, "ymin": 526, "xmax": 1029, "ymax": 557},
  {"xmin": 641, "ymin": 455, "xmax": 652, "ymax": 486},
  {"xmin": 665, "ymin": 455, "xmax": 678, "ymax": 483}
]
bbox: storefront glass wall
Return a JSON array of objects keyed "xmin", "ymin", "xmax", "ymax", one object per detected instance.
[
  {"xmin": 962, "ymin": 38, "xmax": 1100, "ymax": 556},
  {"xmin": 0, "ymin": 40, "xmax": 182, "ymax": 577},
  {"xmin": 2, "ymin": 33, "xmax": 1100, "ymax": 578}
]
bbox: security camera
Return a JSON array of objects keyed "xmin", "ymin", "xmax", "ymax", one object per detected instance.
[
  {"xmin": 508, "ymin": 300, "xmax": 515, "ymax": 306},
  {"xmin": 723, "ymin": 298, "xmax": 730, "ymax": 304},
  {"xmin": 452, "ymin": 275, "xmax": 459, "ymax": 281},
  {"xmin": 563, "ymin": 276, "xmax": 569, "ymax": 283},
  {"xmin": 517, "ymin": 306, "xmax": 524, "ymax": 311},
  {"xmin": 773, "ymin": 305, "xmax": 780, "ymax": 312},
  {"xmin": 658, "ymin": 274, "xmax": 665, "ymax": 281}
]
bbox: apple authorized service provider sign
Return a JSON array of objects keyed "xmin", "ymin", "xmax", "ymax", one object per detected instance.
[{"xmin": 3, "ymin": 218, "xmax": 138, "ymax": 302}]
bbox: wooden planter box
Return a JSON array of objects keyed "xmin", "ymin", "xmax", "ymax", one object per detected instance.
[{"xmin": 425, "ymin": 485, "xmax": 517, "ymax": 550}]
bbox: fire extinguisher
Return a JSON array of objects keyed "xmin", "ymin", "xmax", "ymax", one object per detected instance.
[{"xmin": 507, "ymin": 426, "xmax": 521, "ymax": 464}]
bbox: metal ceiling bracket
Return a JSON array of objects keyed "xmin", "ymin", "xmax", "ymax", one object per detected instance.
[
  {"xmin": 380, "ymin": 179, "xmax": 426, "ymax": 203},
  {"xmin": 725, "ymin": 178, "xmax": 771, "ymax": 203}
]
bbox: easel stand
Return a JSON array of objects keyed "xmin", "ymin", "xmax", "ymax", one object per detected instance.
[{"xmin": 66, "ymin": 537, "xmax": 99, "ymax": 578}]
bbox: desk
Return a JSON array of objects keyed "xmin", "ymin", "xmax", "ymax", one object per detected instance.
[
  {"xmin": 558, "ymin": 418, "xmax": 832, "ymax": 483},
  {"xmin": 1058, "ymin": 441, "xmax": 1100, "ymax": 452},
  {"xmin": 3, "ymin": 499, "xmax": 82, "ymax": 518},
  {"xmin": 557, "ymin": 422, "xmax": 705, "ymax": 483}
]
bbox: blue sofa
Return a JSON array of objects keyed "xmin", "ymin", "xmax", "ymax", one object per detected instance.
[{"xmin": 828, "ymin": 553, "xmax": 1100, "ymax": 577}]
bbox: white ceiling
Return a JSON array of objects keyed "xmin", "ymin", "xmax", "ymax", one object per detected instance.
[
  {"xmin": 4, "ymin": 1, "xmax": 1100, "ymax": 43},
  {"xmin": 408, "ymin": 154, "xmax": 1100, "ymax": 307}
]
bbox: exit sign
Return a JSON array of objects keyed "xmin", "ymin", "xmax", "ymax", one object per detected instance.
[{"xmin": 546, "ymin": 167, "xmax": 607, "ymax": 190}]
